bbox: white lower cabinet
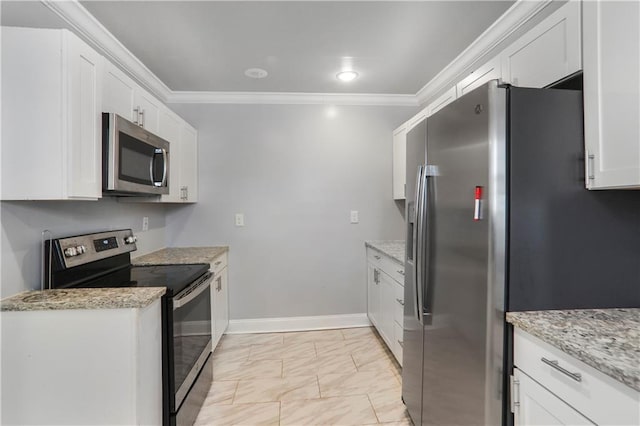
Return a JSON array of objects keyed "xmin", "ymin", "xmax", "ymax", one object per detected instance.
[
  {"xmin": 1, "ymin": 299, "xmax": 162, "ymax": 425},
  {"xmin": 512, "ymin": 328, "xmax": 640, "ymax": 425},
  {"xmin": 513, "ymin": 368, "xmax": 593, "ymax": 426},
  {"xmin": 211, "ymin": 253, "xmax": 229, "ymax": 349},
  {"xmin": 366, "ymin": 247, "xmax": 404, "ymax": 366}
]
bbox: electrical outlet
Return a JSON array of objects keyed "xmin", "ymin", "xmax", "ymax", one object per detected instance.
[
  {"xmin": 350, "ymin": 210, "xmax": 359, "ymax": 224},
  {"xmin": 142, "ymin": 216, "xmax": 149, "ymax": 232},
  {"xmin": 235, "ymin": 213, "xmax": 245, "ymax": 227}
]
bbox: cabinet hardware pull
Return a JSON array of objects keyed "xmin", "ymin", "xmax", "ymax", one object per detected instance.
[
  {"xmin": 397, "ymin": 270, "xmax": 404, "ymax": 276},
  {"xmin": 216, "ymin": 276, "xmax": 222, "ymax": 291},
  {"xmin": 373, "ymin": 269, "xmax": 379, "ymax": 284},
  {"xmin": 214, "ymin": 261, "xmax": 222, "ymax": 266},
  {"xmin": 587, "ymin": 153, "xmax": 595, "ymax": 180},
  {"xmin": 374, "ymin": 255, "xmax": 381, "ymax": 260},
  {"xmin": 510, "ymin": 375, "xmax": 520, "ymax": 413},
  {"xmin": 396, "ymin": 298, "xmax": 404, "ymax": 306},
  {"xmin": 139, "ymin": 109, "xmax": 145, "ymax": 127},
  {"xmin": 541, "ymin": 357, "xmax": 582, "ymax": 382},
  {"xmin": 397, "ymin": 340, "xmax": 403, "ymax": 348},
  {"xmin": 133, "ymin": 107, "xmax": 140, "ymax": 125}
]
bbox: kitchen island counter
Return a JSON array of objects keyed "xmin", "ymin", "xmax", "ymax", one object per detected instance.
[
  {"xmin": 0, "ymin": 287, "xmax": 165, "ymax": 311},
  {"xmin": 507, "ymin": 308, "xmax": 640, "ymax": 392},
  {"xmin": 365, "ymin": 240, "xmax": 405, "ymax": 264},
  {"xmin": 132, "ymin": 246, "xmax": 228, "ymax": 266}
]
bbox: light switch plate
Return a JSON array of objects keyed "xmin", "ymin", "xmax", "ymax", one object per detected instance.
[
  {"xmin": 142, "ymin": 216, "xmax": 149, "ymax": 231},
  {"xmin": 235, "ymin": 213, "xmax": 245, "ymax": 227}
]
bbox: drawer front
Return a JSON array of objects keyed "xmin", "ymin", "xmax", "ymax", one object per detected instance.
[
  {"xmin": 210, "ymin": 252, "xmax": 228, "ymax": 275},
  {"xmin": 394, "ymin": 282, "xmax": 404, "ymax": 325},
  {"xmin": 514, "ymin": 329, "xmax": 639, "ymax": 425},
  {"xmin": 381, "ymin": 255, "xmax": 405, "ymax": 285},
  {"xmin": 366, "ymin": 248, "xmax": 384, "ymax": 267},
  {"xmin": 393, "ymin": 321, "xmax": 404, "ymax": 366}
]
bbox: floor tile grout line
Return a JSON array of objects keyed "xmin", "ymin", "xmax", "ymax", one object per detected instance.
[{"xmin": 365, "ymin": 392, "xmax": 382, "ymax": 424}]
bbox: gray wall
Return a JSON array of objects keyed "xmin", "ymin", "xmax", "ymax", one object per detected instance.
[
  {"xmin": 1, "ymin": 199, "xmax": 166, "ymax": 298},
  {"xmin": 166, "ymin": 104, "xmax": 414, "ymax": 320}
]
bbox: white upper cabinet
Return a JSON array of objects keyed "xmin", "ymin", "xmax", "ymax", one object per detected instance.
[
  {"xmin": 501, "ymin": 0, "xmax": 581, "ymax": 89},
  {"xmin": 102, "ymin": 60, "xmax": 136, "ymax": 122},
  {"xmin": 583, "ymin": 0, "xmax": 640, "ymax": 189},
  {"xmin": 457, "ymin": 57, "xmax": 501, "ymax": 97},
  {"xmin": 2, "ymin": 27, "xmax": 102, "ymax": 200},
  {"xmin": 158, "ymin": 108, "xmax": 183, "ymax": 202},
  {"xmin": 102, "ymin": 61, "xmax": 160, "ymax": 134},
  {"xmin": 426, "ymin": 85, "xmax": 458, "ymax": 117},
  {"xmin": 392, "ymin": 125, "xmax": 408, "ymax": 200},
  {"xmin": 179, "ymin": 124, "xmax": 199, "ymax": 203}
]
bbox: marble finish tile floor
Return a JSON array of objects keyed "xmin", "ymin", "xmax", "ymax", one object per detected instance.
[{"xmin": 195, "ymin": 327, "xmax": 411, "ymax": 425}]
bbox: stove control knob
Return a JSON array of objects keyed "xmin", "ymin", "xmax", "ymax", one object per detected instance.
[
  {"xmin": 124, "ymin": 236, "xmax": 137, "ymax": 245},
  {"xmin": 64, "ymin": 247, "xmax": 78, "ymax": 257},
  {"xmin": 76, "ymin": 245, "xmax": 87, "ymax": 254}
]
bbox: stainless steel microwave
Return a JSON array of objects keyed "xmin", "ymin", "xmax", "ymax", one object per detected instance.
[{"xmin": 102, "ymin": 113, "xmax": 170, "ymax": 195}]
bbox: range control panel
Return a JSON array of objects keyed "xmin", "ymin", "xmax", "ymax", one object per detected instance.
[{"xmin": 51, "ymin": 229, "xmax": 137, "ymax": 269}]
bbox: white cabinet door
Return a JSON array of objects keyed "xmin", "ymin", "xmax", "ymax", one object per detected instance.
[
  {"xmin": 513, "ymin": 368, "xmax": 594, "ymax": 426},
  {"xmin": 378, "ymin": 271, "xmax": 396, "ymax": 348},
  {"xmin": 214, "ymin": 267, "xmax": 229, "ymax": 347},
  {"xmin": 406, "ymin": 108, "xmax": 428, "ymax": 132},
  {"xmin": 1, "ymin": 28, "xmax": 102, "ymax": 200},
  {"xmin": 426, "ymin": 86, "xmax": 458, "ymax": 117},
  {"xmin": 392, "ymin": 125, "xmax": 407, "ymax": 200},
  {"xmin": 583, "ymin": 0, "xmax": 640, "ymax": 189},
  {"xmin": 180, "ymin": 124, "xmax": 199, "ymax": 202},
  {"xmin": 65, "ymin": 31, "xmax": 102, "ymax": 199},
  {"xmin": 134, "ymin": 87, "xmax": 161, "ymax": 134},
  {"xmin": 158, "ymin": 109, "xmax": 183, "ymax": 202},
  {"xmin": 367, "ymin": 264, "xmax": 381, "ymax": 327},
  {"xmin": 501, "ymin": 0, "xmax": 581, "ymax": 89},
  {"xmin": 457, "ymin": 57, "xmax": 501, "ymax": 97},
  {"xmin": 102, "ymin": 61, "xmax": 136, "ymax": 122}
]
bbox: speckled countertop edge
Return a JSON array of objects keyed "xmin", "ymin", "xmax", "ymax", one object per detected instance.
[
  {"xmin": 507, "ymin": 309, "xmax": 640, "ymax": 392},
  {"xmin": 0, "ymin": 287, "xmax": 166, "ymax": 312},
  {"xmin": 365, "ymin": 240, "xmax": 405, "ymax": 265},
  {"xmin": 132, "ymin": 246, "xmax": 228, "ymax": 266}
]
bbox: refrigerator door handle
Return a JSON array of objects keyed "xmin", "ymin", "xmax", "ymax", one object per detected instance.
[
  {"xmin": 422, "ymin": 165, "xmax": 438, "ymax": 324},
  {"xmin": 414, "ymin": 165, "xmax": 425, "ymax": 324}
]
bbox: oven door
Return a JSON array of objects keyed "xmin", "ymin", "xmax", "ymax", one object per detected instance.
[
  {"xmin": 103, "ymin": 113, "xmax": 170, "ymax": 195},
  {"xmin": 172, "ymin": 272, "xmax": 213, "ymax": 410}
]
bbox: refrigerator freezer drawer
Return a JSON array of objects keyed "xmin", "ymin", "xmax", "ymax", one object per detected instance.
[{"xmin": 513, "ymin": 328, "xmax": 639, "ymax": 425}]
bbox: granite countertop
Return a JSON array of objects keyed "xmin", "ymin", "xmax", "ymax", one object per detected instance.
[
  {"xmin": 0, "ymin": 287, "xmax": 166, "ymax": 312},
  {"xmin": 365, "ymin": 240, "xmax": 405, "ymax": 264},
  {"xmin": 132, "ymin": 246, "xmax": 228, "ymax": 266},
  {"xmin": 507, "ymin": 309, "xmax": 640, "ymax": 392}
]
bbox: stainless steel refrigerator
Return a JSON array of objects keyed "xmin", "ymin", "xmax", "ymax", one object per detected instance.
[{"xmin": 402, "ymin": 80, "xmax": 640, "ymax": 426}]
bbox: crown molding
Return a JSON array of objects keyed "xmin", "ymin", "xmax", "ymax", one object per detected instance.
[
  {"xmin": 41, "ymin": 0, "xmax": 172, "ymax": 102},
  {"xmin": 166, "ymin": 91, "xmax": 419, "ymax": 106},
  {"xmin": 415, "ymin": 0, "xmax": 552, "ymax": 105},
  {"xmin": 42, "ymin": 0, "xmax": 551, "ymax": 107}
]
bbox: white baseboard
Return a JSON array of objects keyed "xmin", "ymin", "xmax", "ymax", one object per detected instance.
[{"xmin": 226, "ymin": 313, "xmax": 371, "ymax": 334}]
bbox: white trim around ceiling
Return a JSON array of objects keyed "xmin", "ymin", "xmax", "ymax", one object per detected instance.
[
  {"xmin": 415, "ymin": 0, "xmax": 552, "ymax": 105},
  {"xmin": 166, "ymin": 91, "xmax": 419, "ymax": 106},
  {"xmin": 41, "ymin": 0, "xmax": 552, "ymax": 107}
]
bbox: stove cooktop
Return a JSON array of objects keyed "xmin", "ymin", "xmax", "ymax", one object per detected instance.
[{"xmin": 76, "ymin": 263, "xmax": 210, "ymax": 295}]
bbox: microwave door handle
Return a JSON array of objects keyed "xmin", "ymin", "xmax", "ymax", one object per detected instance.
[{"xmin": 160, "ymin": 148, "xmax": 168, "ymax": 187}]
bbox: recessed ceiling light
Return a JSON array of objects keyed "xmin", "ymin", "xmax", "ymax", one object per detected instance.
[
  {"xmin": 337, "ymin": 71, "xmax": 358, "ymax": 82},
  {"xmin": 245, "ymin": 68, "xmax": 268, "ymax": 79}
]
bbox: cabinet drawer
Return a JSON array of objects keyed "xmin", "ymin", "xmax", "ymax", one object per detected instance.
[
  {"xmin": 514, "ymin": 329, "xmax": 639, "ymax": 425},
  {"xmin": 380, "ymin": 256, "xmax": 405, "ymax": 286},
  {"xmin": 394, "ymin": 282, "xmax": 404, "ymax": 325},
  {"xmin": 366, "ymin": 248, "xmax": 384, "ymax": 267},
  {"xmin": 393, "ymin": 321, "xmax": 403, "ymax": 367},
  {"xmin": 210, "ymin": 252, "xmax": 228, "ymax": 275}
]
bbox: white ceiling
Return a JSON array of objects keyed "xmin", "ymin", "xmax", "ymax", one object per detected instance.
[{"xmin": 2, "ymin": 1, "xmax": 513, "ymax": 95}]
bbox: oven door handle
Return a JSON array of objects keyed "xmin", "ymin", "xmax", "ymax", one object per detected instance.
[{"xmin": 173, "ymin": 272, "xmax": 213, "ymax": 310}]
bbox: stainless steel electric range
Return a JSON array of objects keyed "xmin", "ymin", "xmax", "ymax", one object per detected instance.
[{"xmin": 44, "ymin": 229, "xmax": 213, "ymax": 426}]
